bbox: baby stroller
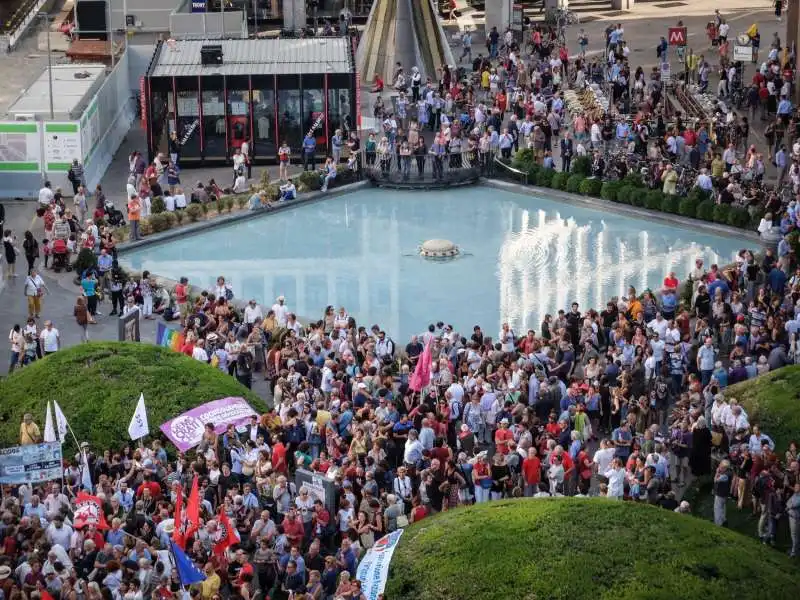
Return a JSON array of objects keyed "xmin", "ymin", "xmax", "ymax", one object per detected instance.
[
  {"xmin": 104, "ymin": 199, "xmax": 126, "ymax": 227},
  {"xmin": 51, "ymin": 238, "xmax": 71, "ymax": 272}
]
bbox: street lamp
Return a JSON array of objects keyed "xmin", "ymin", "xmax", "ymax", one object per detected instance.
[{"xmin": 38, "ymin": 12, "xmax": 55, "ymax": 120}]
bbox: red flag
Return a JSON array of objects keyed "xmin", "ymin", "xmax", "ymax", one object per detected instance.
[
  {"xmin": 410, "ymin": 340, "xmax": 432, "ymax": 392},
  {"xmin": 73, "ymin": 491, "xmax": 110, "ymax": 530},
  {"xmin": 213, "ymin": 507, "xmax": 239, "ymax": 556},
  {"xmin": 40, "ymin": 588, "xmax": 55, "ymax": 600},
  {"xmin": 174, "ymin": 476, "xmax": 200, "ymax": 549},
  {"xmin": 185, "ymin": 475, "xmax": 200, "ymax": 541},
  {"xmin": 171, "ymin": 483, "xmax": 185, "ymax": 549}
]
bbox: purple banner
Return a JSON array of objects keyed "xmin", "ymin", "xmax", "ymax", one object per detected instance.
[{"xmin": 160, "ymin": 397, "xmax": 258, "ymax": 452}]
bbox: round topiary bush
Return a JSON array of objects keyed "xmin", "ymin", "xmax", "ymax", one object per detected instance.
[
  {"xmin": 600, "ymin": 180, "xmax": 622, "ymax": 202},
  {"xmin": 566, "ymin": 175, "xmax": 584, "ymax": 194},
  {"xmin": 578, "ymin": 177, "xmax": 602, "ymax": 196},
  {"xmin": 384, "ymin": 500, "xmax": 800, "ymax": 600},
  {"xmin": 645, "ymin": 190, "xmax": 665, "ymax": 210},
  {"xmin": 629, "ymin": 189, "xmax": 646, "ymax": 207},
  {"xmin": 679, "ymin": 197, "xmax": 698, "ymax": 218},
  {"xmin": 696, "ymin": 200, "xmax": 715, "ymax": 221},
  {"xmin": 621, "ymin": 172, "xmax": 645, "ymax": 188},
  {"xmin": 148, "ymin": 213, "xmax": 172, "ymax": 233},
  {"xmin": 150, "ymin": 196, "xmax": 166, "ymax": 214},
  {"xmin": 536, "ymin": 168, "xmax": 554, "ymax": 187},
  {"xmin": 550, "ymin": 172, "xmax": 569, "ymax": 191},
  {"xmin": 688, "ymin": 187, "xmax": 712, "ymax": 204},
  {"xmin": 296, "ymin": 170, "xmax": 322, "ymax": 192},
  {"xmin": 616, "ymin": 185, "xmax": 634, "ymax": 204},
  {"xmin": 570, "ymin": 155, "xmax": 591, "ymax": 176},
  {"xmin": 186, "ymin": 203, "xmax": 204, "ymax": 222},
  {"xmin": 0, "ymin": 342, "xmax": 264, "ymax": 449},
  {"xmin": 511, "ymin": 148, "xmax": 535, "ymax": 171},
  {"xmin": 713, "ymin": 203, "xmax": 731, "ymax": 224},
  {"xmin": 727, "ymin": 206, "xmax": 750, "ymax": 229},
  {"xmin": 660, "ymin": 194, "xmax": 679, "ymax": 214}
]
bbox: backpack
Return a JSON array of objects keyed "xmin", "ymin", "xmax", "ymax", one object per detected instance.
[
  {"xmin": 752, "ymin": 473, "xmax": 770, "ymax": 499},
  {"xmin": 225, "ymin": 287, "xmax": 234, "ymax": 301}
]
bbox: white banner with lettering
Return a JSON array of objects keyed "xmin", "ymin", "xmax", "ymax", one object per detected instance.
[{"xmin": 356, "ymin": 529, "xmax": 404, "ymax": 600}]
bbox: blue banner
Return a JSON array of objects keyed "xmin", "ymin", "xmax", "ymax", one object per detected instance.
[
  {"xmin": 191, "ymin": 0, "xmax": 207, "ymax": 12},
  {"xmin": 0, "ymin": 442, "xmax": 63, "ymax": 485}
]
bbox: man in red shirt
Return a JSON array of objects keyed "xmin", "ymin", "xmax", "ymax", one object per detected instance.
[
  {"xmin": 282, "ymin": 508, "xmax": 305, "ymax": 548},
  {"xmin": 522, "ymin": 448, "xmax": 542, "ymax": 497},
  {"xmin": 494, "ymin": 419, "xmax": 514, "ymax": 455},
  {"xmin": 136, "ymin": 474, "xmax": 161, "ymax": 500}
]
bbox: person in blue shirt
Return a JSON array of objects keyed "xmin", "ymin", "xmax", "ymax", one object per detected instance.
[
  {"xmin": 81, "ymin": 271, "xmax": 99, "ymax": 323},
  {"xmin": 302, "ymin": 133, "xmax": 316, "ymax": 171},
  {"xmin": 279, "ymin": 179, "xmax": 296, "ymax": 201},
  {"xmin": 320, "ymin": 157, "xmax": 337, "ymax": 192},
  {"xmin": 768, "ymin": 265, "xmax": 787, "ymax": 295}
]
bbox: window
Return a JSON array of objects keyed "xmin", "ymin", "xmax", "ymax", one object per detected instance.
[
  {"xmin": 227, "ymin": 87, "xmax": 250, "ymax": 155},
  {"xmin": 252, "ymin": 77, "xmax": 276, "ymax": 158},
  {"xmin": 201, "ymin": 76, "xmax": 226, "ymax": 158},
  {"xmin": 277, "ymin": 75, "xmax": 302, "ymax": 150},
  {"xmin": 302, "ymin": 74, "xmax": 325, "ymax": 152},
  {"xmin": 328, "ymin": 74, "xmax": 354, "ymax": 139},
  {"xmin": 147, "ymin": 80, "xmax": 170, "ymax": 159},
  {"xmin": 175, "ymin": 78, "xmax": 200, "ymax": 161}
]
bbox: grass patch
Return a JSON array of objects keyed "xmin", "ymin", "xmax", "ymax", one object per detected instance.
[
  {"xmin": 0, "ymin": 342, "xmax": 264, "ymax": 449},
  {"xmin": 724, "ymin": 366, "xmax": 800, "ymax": 451},
  {"xmin": 385, "ymin": 499, "xmax": 799, "ymax": 600}
]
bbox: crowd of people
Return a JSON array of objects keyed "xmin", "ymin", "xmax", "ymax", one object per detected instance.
[{"xmin": 3, "ymin": 13, "xmax": 800, "ymax": 600}]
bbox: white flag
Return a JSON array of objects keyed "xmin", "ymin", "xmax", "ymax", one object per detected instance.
[
  {"xmin": 81, "ymin": 450, "xmax": 93, "ymax": 492},
  {"xmin": 128, "ymin": 393, "xmax": 149, "ymax": 440},
  {"xmin": 53, "ymin": 400, "xmax": 69, "ymax": 443},
  {"xmin": 43, "ymin": 402, "xmax": 57, "ymax": 443}
]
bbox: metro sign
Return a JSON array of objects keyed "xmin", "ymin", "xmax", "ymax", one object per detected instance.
[{"xmin": 668, "ymin": 27, "xmax": 687, "ymax": 46}]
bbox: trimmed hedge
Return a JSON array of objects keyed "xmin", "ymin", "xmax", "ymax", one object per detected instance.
[
  {"xmin": 551, "ymin": 171, "xmax": 569, "ymax": 191},
  {"xmin": 600, "ymin": 180, "xmax": 622, "ymax": 202},
  {"xmin": 578, "ymin": 177, "xmax": 602, "ymax": 196},
  {"xmin": 660, "ymin": 194, "xmax": 679, "ymax": 214},
  {"xmin": 571, "ymin": 155, "xmax": 592, "ymax": 176},
  {"xmin": 696, "ymin": 200, "xmax": 715, "ymax": 221},
  {"xmin": 712, "ymin": 203, "xmax": 731, "ymax": 224},
  {"xmin": 630, "ymin": 188, "xmax": 646, "ymax": 207},
  {"xmin": 645, "ymin": 190, "xmax": 665, "ymax": 210},
  {"xmin": 150, "ymin": 197, "xmax": 166, "ymax": 214},
  {"xmin": 616, "ymin": 185, "xmax": 634, "ymax": 205},
  {"xmin": 566, "ymin": 174, "xmax": 584, "ymax": 193},
  {"xmin": 536, "ymin": 168, "xmax": 555, "ymax": 188},
  {"xmin": 385, "ymin": 500, "xmax": 800, "ymax": 600},
  {"xmin": 678, "ymin": 197, "xmax": 698, "ymax": 218},
  {"xmin": 0, "ymin": 343, "xmax": 265, "ymax": 449},
  {"xmin": 727, "ymin": 206, "xmax": 750, "ymax": 228}
]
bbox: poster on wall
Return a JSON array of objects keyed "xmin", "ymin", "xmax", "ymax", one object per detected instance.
[
  {"xmin": 80, "ymin": 100, "xmax": 100, "ymax": 167},
  {"xmin": 0, "ymin": 442, "xmax": 63, "ymax": 485},
  {"xmin": 44, "ymin": 122, "xmax": 82, "ymax": 171},
  {"xmin": 0, "ymin": 122, "xmax": 41, "ymax": 172}
]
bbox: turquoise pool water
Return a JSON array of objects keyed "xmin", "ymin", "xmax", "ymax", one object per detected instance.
[{"xmin": 122, "ymin": 187, "xmax": 745, "ymax": 343}]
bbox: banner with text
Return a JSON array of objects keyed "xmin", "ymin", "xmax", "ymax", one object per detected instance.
[
  {"xmin": 0, "ymin": 122, "xmax": 42, "ymax": 172},
  {"xmin": 0, "ymin": 442, "xmax": 63, "ymax": 485},
  {"xmin": 356, "ymin": 530, "xmax": 404, "ymax": 600},
  {"xmin": 160, "ymin": 397, "xmax": 258, "ymax": 452}
]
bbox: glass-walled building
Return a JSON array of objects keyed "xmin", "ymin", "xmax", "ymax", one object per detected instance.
[{"xmin": 144, "ymin": 37, "xmax": 356, "ymax": 165}]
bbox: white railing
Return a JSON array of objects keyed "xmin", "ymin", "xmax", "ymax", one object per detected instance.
[{"xmin": 4, "ymin": 0, "xmax": 49, "ymax": 52}]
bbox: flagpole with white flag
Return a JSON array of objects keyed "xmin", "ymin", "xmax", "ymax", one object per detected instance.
[
  {"xmin": 52, "ymin": 400, "xmax": 79, "ymax": 447},
  {"xmin": 43, "ymin": 401, "xmax": 57, "ymax": 443},
  {"xmin": 80, "ymin": 449, "xmax": 93, "ymax": 492},
  {"xmin": 128, "ymin": 393, "xmax": 150, "ymax": 441}
]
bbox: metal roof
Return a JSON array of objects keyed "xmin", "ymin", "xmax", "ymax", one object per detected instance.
[
  {"xmin": 6, "ymin": 64, "xmax": 106, "ymax": 119},
  {"xmin": 149, "ymin": 38, "xmax": 353, "ymax": 78}
]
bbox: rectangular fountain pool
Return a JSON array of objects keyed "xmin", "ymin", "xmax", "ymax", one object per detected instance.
[{"xmin": 121, "ymin": 187, "xmax": 745, "ymax": 343}]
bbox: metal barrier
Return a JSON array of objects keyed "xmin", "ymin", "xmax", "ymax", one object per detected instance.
[
  {"xmin": 363, "ymin": 148, "xmax": 483, "ymax": 186},
  {"xmin": 493, "ymin": 156, "xmax": 528, "ymax": 185}
]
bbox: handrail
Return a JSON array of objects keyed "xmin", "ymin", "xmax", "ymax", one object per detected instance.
[{"xmin": 493, "ymin": 156, "xmax": 528, "ymax": 186}]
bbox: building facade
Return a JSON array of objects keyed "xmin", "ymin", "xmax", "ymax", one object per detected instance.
[{"xmin": 143, "ymin": 37, "xmax": 356, "ymax": 165}]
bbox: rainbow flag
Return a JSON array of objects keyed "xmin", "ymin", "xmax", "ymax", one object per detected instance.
[{"xmin": 156, "ymin": 322, "xmax": 185, "ymax": 352}]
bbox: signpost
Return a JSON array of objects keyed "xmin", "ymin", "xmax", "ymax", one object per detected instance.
[
  {"xmin": 733, "ymin": 45, "xmax": 753, "ymax": 62},
  {"xmin": 668, "ymin": 27, "xmax": 687, "ymax": 46}
]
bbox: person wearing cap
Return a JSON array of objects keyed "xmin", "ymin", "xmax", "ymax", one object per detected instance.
[
  {"xmin": 271, "ymin": 295, "xmax": 289, "ymax": 327},
  {"xmin": 494, "ymin": 418, "xmax": 514, "ymax": 455}
]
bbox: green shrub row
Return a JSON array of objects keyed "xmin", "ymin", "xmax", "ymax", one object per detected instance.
[{"xmin": 503, "ymin": 162, "xmax": 759, "ymax": 231}]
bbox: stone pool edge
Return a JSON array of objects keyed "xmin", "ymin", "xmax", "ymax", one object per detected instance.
[
  {"xmin": 116, "ymin": 181, "xmax": 371, "ymax": 254},
  {"xmin": 483, "ymin": 179, "xmax": 764, "ymax": 246}
]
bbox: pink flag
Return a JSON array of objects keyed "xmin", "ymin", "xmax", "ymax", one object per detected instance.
[{"xmin": 409, "ymin": 340, "xmax": 432, "ymax": 391}]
